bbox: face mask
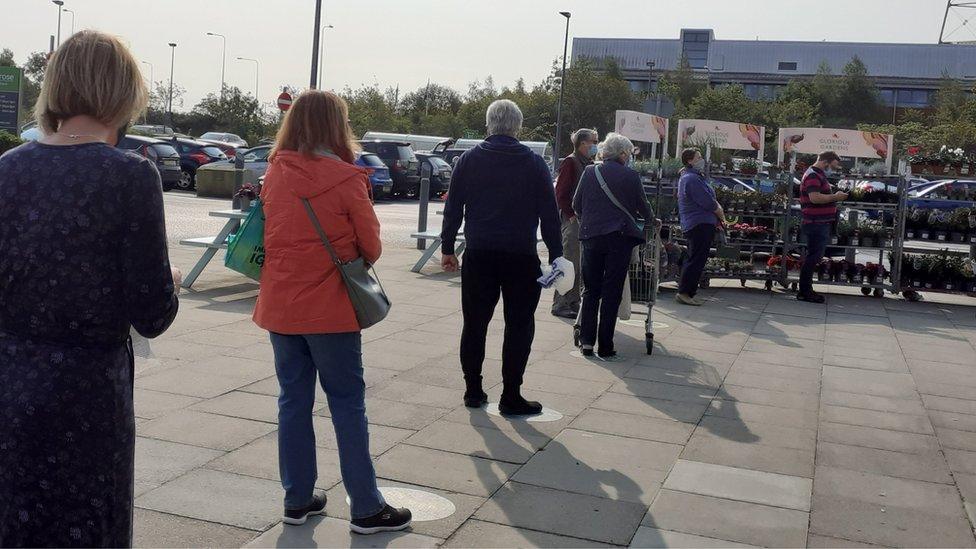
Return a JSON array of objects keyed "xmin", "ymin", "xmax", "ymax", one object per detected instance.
[
  {"xmin": 692, "ymin": 158, "xmax": 706, "ymax": 171},
  {"xmin": 626, "ymin": 155, "xmax": 635, "ymax": 168},
  {"xmin": 588, "ymin": 143, "xmax": 598, "ymax": 158}
]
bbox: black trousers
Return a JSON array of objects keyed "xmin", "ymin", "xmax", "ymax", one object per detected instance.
[
  {"xmin": 799, "ymin": 222, "xmax": 831, "ymax": 296},
  {"xmin": 579, "ymin": 232, "xmax": 637, "ymax": 354},
  {"xmin": 460, "ymin": 249, "xmax": 542, "ymax": 397},
  {"xmin": 679, "ymin": 223, "xmax": 716, "ymax": 297}
]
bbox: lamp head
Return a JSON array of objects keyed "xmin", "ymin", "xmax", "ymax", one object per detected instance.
[
  {"xmin": 53, "ymin": 1, "xmax": 64, "ymax": 6},
  {"xmin": 168, "ymin": 42, "xmax": 177, "ymax": 48},
  {"xmin": 559, "ymin": 11, "xmax": 571, "ymax": 18}
]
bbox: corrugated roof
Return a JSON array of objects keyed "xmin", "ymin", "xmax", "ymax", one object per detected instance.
[{"xmin": 573, "ymin": 35, "xmax": 976, "ymax": 80}]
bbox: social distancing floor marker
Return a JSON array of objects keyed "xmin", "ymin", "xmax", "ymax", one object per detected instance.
[
  {"xmin": 619, "ymin": 319, "xmax": 670, "ymax": 329},
  {"xmin": 346, "ymin": 487, "xmax": 455, "ymax": 522},
  {"xmin": 484, "ymin": 402, "xmax": 564, "ymax": 422}
]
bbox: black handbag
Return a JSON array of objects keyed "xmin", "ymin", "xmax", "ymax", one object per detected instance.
[{"xmin": 302, "ymin": 198, "xmax": 391, "ymax": 329}]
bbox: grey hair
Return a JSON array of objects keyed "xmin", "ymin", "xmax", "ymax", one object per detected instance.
[
  {"xmin": 486, "ymin": 99, "xmax": 523, "ymax": 137},
  {"xmin": 571, "ymin": 128, "xmax": 598, "ymax": 147},
  {"xmin": 599, "ymin": 132, "xmax": 635, "ymax": 161}
]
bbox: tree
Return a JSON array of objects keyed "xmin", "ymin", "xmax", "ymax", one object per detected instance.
[
  {"xmin": 681, "ymin": 84, "xmax": 759, "ymax": 123},
  {"xmin": 834, "ymin": 55, "xmax": 883, "ymax": 125},
  {"xmin": 0, "ymin": 49, "xmax": 14, "ymax": 67},
  {"xmin": 658, "ymin": 56, "xmax": 706, "ymax": 111},
  {"xmin": 190, "ymin": 85, "xmax": 271, "ymax": 144},
  {"xmin": 341, "ymin": 84, "xmax": 406, "ymax": 137}
]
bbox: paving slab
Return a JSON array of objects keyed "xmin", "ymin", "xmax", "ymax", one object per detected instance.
[
  {"xmin": 945, "ymin": 448, "xmax": 976, "ymax": 475},
  {"xmin": 664, "ymin": 459, "xmax": 812, "ymax": 511},
  {"xmin": 643, "ymin": 489, "xmax": 808, "ymax": 548},
  {"xmin": 207, "ymin": 433, "xmax": 343, "ymax": 490},
  {"xmin": 134, "ymin": 389, "xmax": 202, "ymax": 420},
  {"xmin": 527, "ymin": 357, "xmax": 631, "ymax": 383},
  {"xmin": 446, "ymin": 519, "xmax": 607, "ymax": 548},
  {"xmin": 816, "ymin": 441, "xmax": 952, "ymax": 483},
  {"xmin": 820, "ymin": 390, "xmax": 926, "ymax": 416},
  {"xmin": 188, "ymin": 390, "xmax": 286, "ymax": 423},
  {"xmin": 806, "ymin": 534, "xmax": 885, "ymax": 548},
  {"xmin": 136, "ymin": 468, "xmax": 282, "ymax": 531},
  {"xmin": 810, "ymin": 466, "xmax": 976, "ymax": 547},
  {"xmin": 245, "ymin": 516, "xmax": 442, "ymax": 548},
  {"xmin": 514, "ymin": 429, "xmax": 679, "ymax": 504},
  {"xmin": 630, "ymin": 527, "xmax": 757, "ymax": 548},
  {"xmin": 473, "ymin": 482, "xmax": 647, "ymax": 545},
  {"xmin": 134, "ymin": 363, "xmax": 268, "ymax": 399},
  {"xmin": 134, "ymin": 436, "xmax": 223, "ymax": 488},
  {"xmin": 681, "ymin": 434, "xmax": 815, "ymax": 478},
  {"xmin": 623, "ymin": 359, "xmax": 727, "ymax": 389},
  {"xmin": 918, "ymin": 380, "xmax": 976, "ymax": 400},
  {"xmin": 707, "ymin": 400, "xmax": 819, "ymax": 430},
  {"xmin": 439, "ymin": 405, "xmax": 571, "ymax": 438},
  {"xmin": 721, "ymin": 371, "xmax": 820, "ymax": 394},
  {"xmin": 821, "ymin": 366, "xmax": 918, "ymax": 399},
  {"xmin": 610, "ymin": 378, "xmax": 718, "ymax": 403},
  {"xmin": 716, "ymin": 384, "xmax": 820, "ymax": 411},
  {"xmin": 923, "ymin": 393, "xmax": 976, "ymax": 415},
  {"xmin": 133, "ymin": 509, "xmax": 258, "ymax": 548},
  {"xmin": 405, "ymin": 419, "xmax": 548, "ymax": 464},
  {"xmin": 819, "ymin": 422, "xmax": 941, "ymax": 454},
  {"xmin": 374, "ymin": 443, "xmax": 518, "ymax": 497},
  {"xmin": 696, "ymin": 415, "xmax": 815, "ymax": 451},
  {"xmin": 569, "ymin": 408, "xmax": 694, "ymax": 444},
  {"xmin": 591, "ymin": 392, "xmax": 708, "ymax": 423},
  {"xmin": 139, "ymin": 409, "xmax": 276, "ymax": 451},
  {"xmin": 820, "ymin": 404, "xmax": 934, "ymax": 434}
]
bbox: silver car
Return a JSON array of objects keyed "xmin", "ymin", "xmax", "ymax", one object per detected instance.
[
  {"xmin": 194, "ymin": 144, "xmax": 271, "ymax": 186},
  {"xmin": 199, "ymin": 131, "xmax": 249, "ymax": 148}
]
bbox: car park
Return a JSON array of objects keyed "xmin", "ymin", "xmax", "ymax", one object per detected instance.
[
  {"xmin": 415, "ymin": 152, "xmax": 453, "ymax": 198},
  {"xmin": 168, "ymin": 137, "xmax": 227, "ymax": 190},
  {"xmin": 117, "ymin": 135, "xmax": 182, "ymax": 191},
  {"xmin": 199, "ymin": 140, "xmax": 241, "ymax": 159},
  {"xmin": 199, "ymin": 131, "xmax": 248, "ymax": 148},
  {"xmin": 131, "ymin": 124, "xmax": 175, "ymax": 138},
  {"xmin": 906, "ymin": 179, "xmax": 976, "ymax": 209},
  {"xmin": 355, "ymin": 152, "xmax": 394, "ymax": 200},
  {"xmin": 358, "ymin": 140, "xmax": 420, "ymax": 197}
]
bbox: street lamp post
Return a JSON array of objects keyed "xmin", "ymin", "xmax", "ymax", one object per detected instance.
[
  {"xmin": 206, "ymin": 32, "xmax": 227, "ymax": 102},
  {"xmin": 553, "ymin": 11, "xmax": 571, "ymax": 173},
  {"xmin": 141, "ymin": 61, "xmax": 153, "ymax": 124},
  {"xmin": 52, "ymin": 1, "xmax": 64, "ymax": 47},
  {"xmin": 318, "ymin": 24, "xmax": 334, "ymax": 89},
  {"xmin": 167, "ymin": 43, "xmax": 177, "ymax": 128},
  {"xmin": 310, "ymin": 0, "xmax": 323, "ymax": 88},
  {"xmin": 237, "ymin": 57, "xmax": 259, "ymax": 100},
  {"xmin": 62, "ymin": 8, "xmax": 74, "ymax": 36}
]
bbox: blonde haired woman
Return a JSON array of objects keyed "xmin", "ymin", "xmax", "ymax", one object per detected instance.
[
  {"xmin": 0, "ymin": 31, "xmax": 179, "ymax": 546},
  {"xmin": 254, "ymin": 90, "xmax": 411, "ymax": 533}
]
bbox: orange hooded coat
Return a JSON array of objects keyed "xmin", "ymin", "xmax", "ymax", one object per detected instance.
[{"xmin": 253, "ymin": 151, "xmax": 381, "ymax": 334}]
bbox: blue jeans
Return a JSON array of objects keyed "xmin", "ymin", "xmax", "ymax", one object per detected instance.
[
  {"xmin": 270, "ymin": 332, "xmax": 385, "ymax": 519},
  {"xmin": 800, "ymin": 223, "xmax": 831, "ymax": 296}
]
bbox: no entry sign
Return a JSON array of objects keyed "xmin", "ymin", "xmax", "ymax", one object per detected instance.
[{"xmin": 277, "ymin": 91, "xmax": 293, "ymax": 112}]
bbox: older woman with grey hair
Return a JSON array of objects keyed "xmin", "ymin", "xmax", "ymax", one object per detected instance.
[
  {"xmin": 572, "ymin": 132, "xmax": 656, "ymax": 358},
  {"xmin": 440, "ymin": 99, "xmax": 563, "ymax": 416}
]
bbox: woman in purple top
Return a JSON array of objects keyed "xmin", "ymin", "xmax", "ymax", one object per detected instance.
[{"xmin": 676, "ymin": 148, "xmax": 727, "ymax": 306}]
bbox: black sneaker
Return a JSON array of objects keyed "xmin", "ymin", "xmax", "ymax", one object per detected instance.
[
  {"xmin": 464, "ymin": 390, "xmax": 488, "ymax": 408},
  {"xmin": 598, "ymin": 350, "xmax": 617, "ymax": 359},
  {"xmin": 283, "ymin": 493, "xmax": 327, "ymax": 525},
  {"xmin": 350, "ymin": 504, "xmax": 412, "ymax": 535},
  {"xmin": 580, "ymin": 346, "xmax": 594, "ymax": 357},
  {"xmin": 797, "ymin": 292, "xmax": 826, "ymax": 304},
  {"xmin": 498, "ymin": 396, "xmax": 543, "ymax": 416}
]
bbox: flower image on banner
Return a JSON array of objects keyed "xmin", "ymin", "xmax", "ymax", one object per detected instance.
[
  {"xmin": 777, "ymin": 127, "xmax": 895, "ymax": 173},
  {"xmin": 614, "ymin": 110, "xmax": 668, "ymax": 144},
  {"xmin": 675, "ymin": 119, "xmax": 765, "ymax": 160}
]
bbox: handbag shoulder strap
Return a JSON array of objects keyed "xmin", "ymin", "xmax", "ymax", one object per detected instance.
[
  {"xmin": 594, "ymin": 165, "xmax": 641, "ymax": 230},
  {"xmin": 301, "ymin": 198, "xmax": 343, "ymax": 266}
]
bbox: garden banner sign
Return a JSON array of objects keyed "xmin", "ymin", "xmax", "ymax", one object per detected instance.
[
  {"xmin": 777, "ymin": 127, "xmax": 894, "ymax": 173},
  {"xmin": 675, "ymin": 119, "xmax": 765, "ymax": 160},
  {"xmin": 0, "ymin": 66, "xmax": 22, "ymax": 134},
  {"xmin": 614, "ymin": 110, "xmax": 668, "ymax": 144}
]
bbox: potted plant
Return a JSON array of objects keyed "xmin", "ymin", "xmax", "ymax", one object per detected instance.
[
  {"xmin": 739, "ymin": 157, "xmax": 760, "ymax": 176},
  {"xmin": 928, "ymin": 210, "xmax": 951, "ymax": 242},
  {"xmin": 234, "ymin": 182, "xmax": 261, "ymax": 212},
  {"xmin": 950, "ymin": 208, "xmax": 970, "ymax": 244},
  {"xmin": 835, "ymin": 221, "xmax": 854, "ymax": 246},
  {"xmin": 864, "ymin": 262, "xmax": 881, "ymax": 285},
  {"xmin": 882, "ymin": 227, "xmax": 896, "ymax": 248},
  {"xmin": 816, "ymin": 259, "xmax": 829, "ymax": 281},
  {"xmin": 858, "ymin": 221, "xmax": 879, "ymax": 248},
  {"xmin": 829, "ymin": 259, "xmax": 845, "ymax": 282}
]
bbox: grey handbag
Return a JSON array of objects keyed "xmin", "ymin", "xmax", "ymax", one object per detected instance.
[{"xmin": 302, "ymin": 198, "xmax": 391, "ymax": 329}]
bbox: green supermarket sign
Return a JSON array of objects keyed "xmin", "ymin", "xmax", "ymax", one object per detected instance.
[{"xmin": 0, "ymin": 66, "xmax": 22, "ymax": 133}]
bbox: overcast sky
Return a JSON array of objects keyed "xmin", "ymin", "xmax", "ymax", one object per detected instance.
[{"xmin": 3, "ymin": 0, "xmax": 965, "ymax": 110}]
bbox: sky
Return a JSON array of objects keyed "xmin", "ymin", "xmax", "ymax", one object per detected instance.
[{"xmin": 2, "ymin": 0, "xmax": 966, "ymax": 111}]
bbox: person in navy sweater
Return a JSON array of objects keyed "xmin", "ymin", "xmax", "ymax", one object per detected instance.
[
  {"xmin": 676, "ymin": 148, "xmax": 727, "ymax": 306},
  {"xmin": 573, "ymin": 133, "xmax": 656, "ymax": 358},
  {"xmin": 440, "ymin": 99, "xmax": 563, "ymax": 416}
]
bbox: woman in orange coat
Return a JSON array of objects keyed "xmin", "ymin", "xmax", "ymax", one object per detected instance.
[{"xmin": 253, "ymin": 91, "xmax": 411, "ymax": 534}]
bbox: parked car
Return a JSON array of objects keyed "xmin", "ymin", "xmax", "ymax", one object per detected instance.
[
  {"xmin": 199, "ymin": 131, "xmax": 248, "ymax": 148},
  {"xmin": 415, "ymin": 152, "xmax": 453, "ymax": 198},
  {"xmin": 131, "ymin": 124, "xmax": 175, "ymax": 137},
  {"xmin": 355, "ymin": 152, "xmax": 394, "ymax": 200},
  {"xmin": 358, "ymin": 140, "xmax": 420, "ymax": 197},
  {"xmin": 168, "ymin": 137, "xmax": 227, "ymax": 190},
  {"xmin": 117, "ymin": 135, "xmax": 182, "ymax": 191},
  {"xmin": 907, "ymin": 179, "xmax": 976, "ymax": 209},
  {"xmin": 194, "ymin": 144, "xmax": 272, "ymax": 187},
  {"xmin": 709, "ymin": 175, "xmax": 758, "ymax": 192},
  {"xmin": 199, "ymin": 139, "xmax": 241, "ymax": 159}
]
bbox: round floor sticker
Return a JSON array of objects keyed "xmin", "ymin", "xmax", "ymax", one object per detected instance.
[
  {"xmin": 484, "ymin": 402, "xmax": 564, "ymax": 422},
  {"xmin": 619, "ymin": 319, "xmax": 670, "ymax": 329},
  {"xmin": 346, "ymin": 487, "xmax": 455, "ymax": 522}
]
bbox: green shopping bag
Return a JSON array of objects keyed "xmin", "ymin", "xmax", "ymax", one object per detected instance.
[{"xmin": 224, "ymin": 200, "xmax": 265, "ymax": 281}]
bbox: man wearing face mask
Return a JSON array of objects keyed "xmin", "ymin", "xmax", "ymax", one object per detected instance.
[
  {"xmin": 552, "ymin": 128, "xmax": 599, "ymax": 318},
  {"xmin": 798, "ymin": 151, "xmax": 848, "ymax": 303},
  {"xmin": 676, "ymin": 148, "xmax": 726, "ymax": 306}
]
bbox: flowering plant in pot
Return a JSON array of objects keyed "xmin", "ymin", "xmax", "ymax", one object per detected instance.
[
  {"xmin": 863, "ymin": 262, "xmax": 882, "ymax": 284},
  {"xmin": 828, "ymin": 259, "xmax": 845, "ymax": 282},
  {"xmin": 906, "ymin": 207, "xmax": 929, "ymax": 240},
  {"xmin": 234, "ymin": 182, "xmax": 262, "ymax": 212},
  {"xmin": 857, "ymin": 221, "xmax": 880, "ymax": 248},
  {"xmin": 816, "ymin": 258, "xmax": 829, "ymax": 281},
  {"xmin": 882, "ymin": 227, "xmax": 896, "ymax": 248},
  {"xmin": 739, "ymin": 157, "xmax": 760, "ymax": 176},
  {"xmin": 835, "ymin": 221, "xmax": 854, "ymax": 246},
  {"xmin": 927, "ymin": 210, "xmax": 952, "ymax": 242},
  {"xmin": 950, "ymin": 208, "xmax": 971, "ymax": 244}
]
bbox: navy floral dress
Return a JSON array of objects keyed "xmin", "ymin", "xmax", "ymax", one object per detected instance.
[{"xmin": 0, "ymin": 141, "xmax": 179, "ymax": 547}]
